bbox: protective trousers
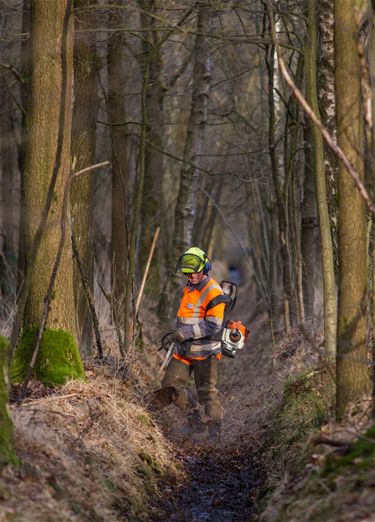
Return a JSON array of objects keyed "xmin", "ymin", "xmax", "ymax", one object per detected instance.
[{"xmin": 161, "ymin": 355, "xmax": 222, "ymax": 425}]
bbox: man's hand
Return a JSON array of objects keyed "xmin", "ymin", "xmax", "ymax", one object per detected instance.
[{"xmin": 173, "ymin": 328, "xmax": 190, "ymax": 342}]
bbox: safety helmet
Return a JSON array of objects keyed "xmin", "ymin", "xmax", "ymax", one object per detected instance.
[{"xmin": 175, "ymin": 247, "xmax": 211, "ymax": 275}]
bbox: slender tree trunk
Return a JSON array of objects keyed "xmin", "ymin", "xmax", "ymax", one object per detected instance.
[
  {"xmin": 265, "ymin": 42, "xmax": 291, "ymax": 333},
  {"xmin": 317, "ymin": 0, "xmax": 338, "ymax": 267},
  {"xmin": 123, "ymin": 59, "xmax": 149, "ymax": 351},
  {"xmin": 12, "ymin": 0, "xmax": 84, "ymax": 385},
  {"xmin": 108, "ymin": 3, "xmax": 128, "ymax": 321},
  {"xmin": 16, "ymin": 0, "xmax": 31, "ymax": 303},
  {"xmin": 138, "ymin": 0, "xmax": 163, "ymax": 295},
  {"xmin": 0, "ymin": 336, "xmax": 17, "ymax": 466},
  {"xmin": 335, "ymin": 0, "xmax": 371, "ymax": 416},
  {"xmin": 71, "ymin": 0, "xmax": 99, "ymax": 355},
  {"xmin": 159, "ymin": 3, "xmax": 213, "ymax": 321},
  {"xmin": 305, "ymin": 0, "xmax": 336, "ymax": 357}
]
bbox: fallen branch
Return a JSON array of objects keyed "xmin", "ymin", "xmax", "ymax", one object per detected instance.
[{"xmin": 312, "ymin": 434, "xmax": 352, "ymax": 448}]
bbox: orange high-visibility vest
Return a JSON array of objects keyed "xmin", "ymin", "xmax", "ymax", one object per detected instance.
[{"xmin": 175, "ymin": 276, "xmax": 225, "ymax": 360}]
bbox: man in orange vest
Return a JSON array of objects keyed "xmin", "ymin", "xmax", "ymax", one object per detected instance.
[{"xmin": 161, "ymin": 247, "xmax": 226, "ymax": 443}]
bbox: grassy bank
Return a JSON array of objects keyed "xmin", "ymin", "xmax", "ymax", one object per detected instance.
[
  {"xmin": 0, "ymin": 362, "xmax": 181, "ymax": 521},
  {"xmin": 259, "ymin": 328, "xmax": 374, "ymax": 522}
]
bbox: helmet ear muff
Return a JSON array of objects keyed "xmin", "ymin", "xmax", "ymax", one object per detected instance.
[{"xmin": 203, "ymin": 255, "xmax": 211, "ymax": 275}]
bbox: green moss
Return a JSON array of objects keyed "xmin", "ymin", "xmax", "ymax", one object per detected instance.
[
  {"xmin": 0, "ymin": 336, "xmax": 19, "ymax": 467},
  {"xmin": 136, "ymin": 451, "xmax": 164, "ymax": 495},
  {"xmin": 135, "ymin": 413, "xmax": 152, "ymax": 427},
  {"xmin": 11, "ymin": 328, "xmax": 85, "ymax": 386}
]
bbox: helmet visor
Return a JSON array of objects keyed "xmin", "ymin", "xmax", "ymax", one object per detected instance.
[{"xmin": 175, "ymin": 253, "xmax": 205, "ymax": 274}]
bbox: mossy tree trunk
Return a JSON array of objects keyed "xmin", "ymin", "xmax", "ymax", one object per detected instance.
[
  {"xmin": 13, "ymin": 0, "xmax": 84, "ymax": 386},
  {"xmin": 0, "ymin": 336, "xmax": 18, "ymax": 466},
  {"xmin": 335, "ymin": 0, "xmax": 371, "ymax": 416},
  {"xmin": 305, "ymin": 0, "xmax": 336, "ymax": 358},
  {"xmin": 71, "ymin": 0, "xmax": 99, "ymax": 356}
]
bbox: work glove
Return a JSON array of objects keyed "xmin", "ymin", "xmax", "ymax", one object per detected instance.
[{"xmin": 172, "ymin": 328, "xmax": 191, "ymax": 342}]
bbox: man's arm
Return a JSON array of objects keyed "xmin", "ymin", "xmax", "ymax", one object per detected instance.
[{"xmin": 174, "ymin": 303, "xmax": 225, "ymax": 341}]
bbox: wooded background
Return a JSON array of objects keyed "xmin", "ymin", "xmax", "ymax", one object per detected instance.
[{"xmin": 0, "ymin": 0, "xmax": 374, "ymax": 440}]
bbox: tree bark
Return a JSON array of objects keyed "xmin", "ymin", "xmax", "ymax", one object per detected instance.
[
  {"xmin": 159, "ymin": 3, "xmax": 213, "ymax": 321},
  {"xmin": 335, "ymin": 0, "xmax": 371, "ymax": 416},
  {"xmin": 71, "ymin": 0, "xmax": 99, "ymax": 355},
  {"xmin": 0, "ymin": 336, "xmax": 17, "ymax": 466},
  {"xmin": 305, "ymin": 0, "xmax": 336, "ymax": 357},
  {"xmin": 12, "ymin": 0, "xmax": 84, "ymax": 385},
  {"xmin": 138, "ymin": 0, "xmax": 164, "ymax": 296},
  {"xmin": 108, "ymin": 2, "xmax": 128, "ymax": 321}
]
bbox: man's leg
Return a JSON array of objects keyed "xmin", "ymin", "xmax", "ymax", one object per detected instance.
[{"xmin": 194, "ymin": 356, "xmax": 222, "ymax": 442}]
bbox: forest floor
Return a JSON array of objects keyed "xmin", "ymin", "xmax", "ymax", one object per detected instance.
[{"xmin": 2, "ymin": 279, "xmax": 375, "ymax": 521}]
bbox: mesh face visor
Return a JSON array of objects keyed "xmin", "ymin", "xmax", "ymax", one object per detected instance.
[{"xmin": 175, "ymin": 253, "xmax": 205, "ymax": 274}]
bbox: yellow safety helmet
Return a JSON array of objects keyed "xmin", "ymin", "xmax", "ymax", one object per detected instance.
[{"xmin": 175, "ymin": 247, "xmax": 211, "ymax": 274}]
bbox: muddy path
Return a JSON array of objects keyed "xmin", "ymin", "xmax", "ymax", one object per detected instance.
[{"xmin": 150, "ymin": 445, "xmax": 263, "ymax": 521}]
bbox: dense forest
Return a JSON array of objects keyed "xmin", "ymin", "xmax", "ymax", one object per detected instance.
[{"xmin": 1, "ymin": 0, "xmax": 375, "ymax": 520}]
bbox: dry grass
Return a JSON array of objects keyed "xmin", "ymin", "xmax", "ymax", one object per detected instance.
[
  {"xmin": 259, "ymin": 326, "xmax": 375, "ymax": 522},
  {"xmin": 1, "ymin": 363, "xmax": 182, "ymax": 521}
]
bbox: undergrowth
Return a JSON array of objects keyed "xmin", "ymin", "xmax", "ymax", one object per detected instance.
[{"xmin": 264, "ymin": 366, "xmax": 335, "ymax": 476}]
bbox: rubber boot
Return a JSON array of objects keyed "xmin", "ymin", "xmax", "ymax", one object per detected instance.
[{"xmin": 207, "ymin": 422, "xmax": 221, "ymax": 444}]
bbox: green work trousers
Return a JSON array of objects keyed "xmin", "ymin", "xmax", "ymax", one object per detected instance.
[{"xmin": 161, "ymin": 356, "xmax": 222, "ymax": 424}]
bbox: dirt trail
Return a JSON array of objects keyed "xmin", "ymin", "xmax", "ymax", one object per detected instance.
[
  {"xmin": 149, "ymin": 278, "xmax": 279, "ymax": 521},
  {"xmin": 150, "ymin": 445, "xmax": 263, "ymax": 521}
]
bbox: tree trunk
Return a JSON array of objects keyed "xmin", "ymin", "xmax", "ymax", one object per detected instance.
[
  {"xmin": 317, "ymin": 0, "xmax": 338, "ymax": 269},
  {"xmin": 265, "ymin": 41, "xmax": 291, "ymax": 334},
  {"xmin": 108, "ymin": 2, "xmax": 128, "ymax": 321},
  {"xmin": 305, "ymin": 0, "xmax": 336, "ymax": 357},
  {"xmin": 159, "ymin": 3, "xmax": 213, "ymax": 321},
  {"xmin": 71, "ymin": 0, "xmax": 99, "ymax": 356},
  {"xmin": 335, "ymin": 0, "xmax": 371, "ymax": 416},
  {"xmin": 0, "ymin": 336, "xmax": 17, "ymax": 466},
  {"xmin": 138, "ymin": 0, "xmax": 163, "ymax": 296},
  {"xmin": 12, "ymin": 0, "xmax": 84, "ymax": 386}
]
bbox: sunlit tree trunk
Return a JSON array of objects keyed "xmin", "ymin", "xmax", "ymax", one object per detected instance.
[
  {"xmin": 335, "ymin": 0, "xmax": 371, "ymax": 416},
  {"xmin": 71, "ymin": 0, "xmax": 99, "ymax": 355}
]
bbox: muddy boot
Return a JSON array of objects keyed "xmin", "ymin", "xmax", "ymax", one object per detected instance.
[{"xmin": 207, "ymin": 422, "xmax": 221, "ymax": 444}]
